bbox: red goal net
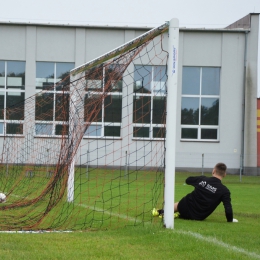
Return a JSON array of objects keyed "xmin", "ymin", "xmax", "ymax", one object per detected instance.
[{"xmin": 0, "ymin": 23, "xmax": 169, "ymax": 230}]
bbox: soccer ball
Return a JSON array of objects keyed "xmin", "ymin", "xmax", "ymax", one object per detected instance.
[{"xmin": 0, "ymin": 193, "xmax": 6, "ymax": 203}]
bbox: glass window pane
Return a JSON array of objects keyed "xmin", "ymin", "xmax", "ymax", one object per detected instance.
[
  {"xmin": 153, "ymin": 66, "xmax": 167, "ymax": 94},
  {"xmin": 181, "ymin": 97, "xmax": 199, "ymax": 125},
  {"xmin": 104, "ymin": 95, "xmax": 122, "ymax": 123},
  {"xmin": 133, "ymin": 127, "xmax": 149, "ymax": 138},
  {"xmin": 153, "ymin": 96, "xmax": 166, "ymax": 124},
  {"xmin": 56, "ymin": 63, "xmax": 74, "ymax": 81},
  {"xmin": 35, "ymin": 123, "xmax": 52, "ymax": 135},
  {"xmin": 84, "ymin": 125, "xmax": 102, "ymax": 136},
  {"xmin": 55, "ymin": 124, "xmax": 68, "ymax": 135},
  {"xmin": 0, "ymin": 122, "xmax": 3, "ymax": 134},
  {"xmin": 7, "ymin": 61, "xmax": 25, "ymax": 90},
  {"xmin": 133, "ymin": 96, "xmax": 151, "ymax": 124},
  {"xmin": 85, "ymin": 66, "xmax": 103, "ymax": 91},
  {"xmin": 0, "ymin": 61, "xmax": 5, "ymax": 88},
  {"xmin": 6, "ymin": 92, "xmax": 25, "ymax": 120},
  {"xmin": 56, "ymin": 62, "xmax": 74, "ymax": 91},
  {"xmin": 104, "ymin": 126, "xmax": 120, "ymax": 137},
  {"xmin": 84, "ymin": 94, "xmax": 102, "ymax": 122},
  {"xmin": 201, "ymin": 129, "xmax": 217, "ymax": 139},
  {"xmin": 105, "ymin": 64, "xmax": 124, "ymax": 92},
  {"xmin": 35, "ymin": 93, "xmax": 54, "ymax": 121},
  {"xmin": 202, "ymin": 67, "xmax": 220, "ymax": 95},
  {"xmin": 86, "ymin": 80, "xmax": 102, "ymax": 90},
  {"xmin": 36, "ymin": 62, "xmax": 54, "ymax": 90},
  {"xmin": 0, "ymin": 92, "xmax": 4, "ymax": 119},
  {"xmin": 55, "ymin": 93, "xmax": 69, "ymax": 121},
  {"xmin": 7, "ymin": 123, "xmax": 23, "ymax": 134},
  {"xmin": 201, "ymin": 98, "xmax": 219, "ymax": 125},
  {"xmin": 182, "ymin": 67, "xmax": 200, "ymax": 95},
  {"xmin": 181, "ymin": 128, "xmax": 198, "ymax": 139},
  {"xmin": 134, "ymin": 66, "xmax": 152, "ymax": 93},
  {"xmin": 153, "ymin": 127, "xmax": 165, "ymax": 138}
]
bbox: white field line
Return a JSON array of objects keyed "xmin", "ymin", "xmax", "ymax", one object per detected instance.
[
  {"xmin": 175, "ymin": 230, "xmax": 260, "ymax": 260},
  {"xmin": 77, "ymin": 204, "xmax": 260, "ymax": 259},
  {"xmin": 77, "ymin": 203, "xmax": 142, "ymax": 223},
  {"xmin": 2, "ymin": 199, "xmax": 260, "ymax": 259}
]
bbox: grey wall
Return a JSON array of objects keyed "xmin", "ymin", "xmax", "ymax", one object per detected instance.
[
  {"xmin": 0, "ymin": 18, "xmax": 259, "ymax": 173},
  {"xmin": 244, "ymin": 15, "xmax": 259, "ymax": 173},
  {"xmin": 175, "ymin": 31, "xmax": 246, "ymax": 172}
]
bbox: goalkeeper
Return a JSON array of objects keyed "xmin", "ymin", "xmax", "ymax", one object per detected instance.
[{"xmin": 153, "ymin": 163, "xmax": 235, "ymax": 222}]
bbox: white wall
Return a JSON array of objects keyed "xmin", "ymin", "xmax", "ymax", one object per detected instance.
[
  {"xmin": 0, "ymin": 21, "xmax": 259, "ymax": 173},
  {"xmin": 175, "ymin": 31, "xmax": 245, "ymax": 171}
]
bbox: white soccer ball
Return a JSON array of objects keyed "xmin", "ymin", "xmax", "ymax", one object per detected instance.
[
  {"xmin": 233, "ymin": 218, "xmax": 238, "ymax": 223},
  {"xmin": 0, "ymin": 193, "xmax": 6, "ymax": 203}
]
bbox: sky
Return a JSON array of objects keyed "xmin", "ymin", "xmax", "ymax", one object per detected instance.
[{"xmin": 0, "ymin": 0, "xmax": 260, "ymax": 28}]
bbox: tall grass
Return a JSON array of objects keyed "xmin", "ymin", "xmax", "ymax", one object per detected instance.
[{"xmin": 0, "ymin": 172, "xmax": 259, "ymax": 260}]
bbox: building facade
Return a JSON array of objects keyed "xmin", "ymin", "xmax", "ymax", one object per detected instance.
[{"xmin": 0, "ymin": 13, "xmax": 259, "ymax": 174}]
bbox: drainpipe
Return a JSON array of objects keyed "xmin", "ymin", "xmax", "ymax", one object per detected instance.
[{"xmin": 240, "ymin": 31, "xmax": 249, "ymax": 181}]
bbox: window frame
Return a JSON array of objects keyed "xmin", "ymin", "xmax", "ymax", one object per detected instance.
[
  {"xmin": 83, "ymin": 64, "xmax": 123, "ymax": 139},
  {"xmin": 35, "ymin": 61, "xmax": 74, "ymax": 137},
  {"xmin": 181, "ymin": 66, "xmax": 220, "ymax": 142},
  {"xmin": 0, "ymin": 60, "xmax": 26, "ymax": 136},
  {"xmin": 132, "ymin": 65, "xmax": 167, "ymax": 140}
]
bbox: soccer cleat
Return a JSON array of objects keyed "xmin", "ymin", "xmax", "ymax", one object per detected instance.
[
  {"xmin": 152, "ymin": 208, "xmax": 159, "ymax": 217},
  {"xmin": 158, "ymin": 210, "xmax": 179, "ymax": 219},
  {"xmin": 158, "ymin": 209, "xmax": 164, "ymax": 218},
  {"xmin": 174, "ymin": 212, "xmax": 180, "ymax": 219}
]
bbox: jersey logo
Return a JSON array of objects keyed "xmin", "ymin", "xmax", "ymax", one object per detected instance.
[
  {"xmin": 205, "ymin": 184, "xmax": 217, "ymax": 193},
  {"xmin": 199, "ymin": 181, "xmax": 217, "ymax": 193},
  {"xmin": 199, "ymin": 181, "xmax": 206, "ymax": 187}
]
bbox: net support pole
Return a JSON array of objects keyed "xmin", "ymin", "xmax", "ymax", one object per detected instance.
[
  {"xmin": 67, "ymin": 84, "xmax": 77, "ymax": 203},
  {"xmin": 67, "ymin": 72, "xmax": 85, "ymax": 202},
  {"xmin": 68, "ymin": 157, "xmax": 75, "ymax": 202},
  {"xmin": 164, "ymin": 18, "xmax": 179, "ymax": 229}
]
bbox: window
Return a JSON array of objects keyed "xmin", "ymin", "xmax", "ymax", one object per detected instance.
[
  {"xmin": 84, "ymin": 64, "xmax": 123, "ymax": 137},
  {"xmin": 35, "ymin": 62, "xmax": 74, "ymax": 136},
  {"xmin": 0, "ymin": 60, "xmax": 25, "ymax": 135},
  {"xmin": 181, "ymin": 67, "xmax": 220, "ymax": 141},
  {"xmin": 133, "ymin": 65, "xmax": 166, "ymax": 139}
]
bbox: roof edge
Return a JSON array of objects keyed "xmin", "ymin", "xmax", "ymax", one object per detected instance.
[
  {"xmin": 225, "ymin": 13, "xmax": 259, "ymax": 29},
  {"xmin": 0, "ymin": 20, "xmax": 153, "ymax": 30}
]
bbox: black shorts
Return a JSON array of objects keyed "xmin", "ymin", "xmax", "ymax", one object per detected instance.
[{"xmin": 177, "ymin": 197, "xmax": 191, "ymax": 220}]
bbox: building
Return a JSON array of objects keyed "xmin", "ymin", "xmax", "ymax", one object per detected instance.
[{"xmin": 0, "ymin": 13, "xmax": 259, "ymax": 175}]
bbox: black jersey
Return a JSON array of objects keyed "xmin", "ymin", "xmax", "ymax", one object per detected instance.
[{"xmin": 178, "ymin": 176, "xmax": 233, "ymax": 222}]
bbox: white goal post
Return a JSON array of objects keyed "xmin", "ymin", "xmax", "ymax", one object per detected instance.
[
  {"xmin": 164, "ymin": 18, "xmax": 179, "ymax": 229},
  {"xmin": 66, "ymin": 18, "xmax": 180, "ymax": 230}
]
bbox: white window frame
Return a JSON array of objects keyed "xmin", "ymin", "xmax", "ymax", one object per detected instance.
[
  {"xmin": 0, "ymin": 61, "xmax": 25, "ymax": 136},
  {"xmin": 181, "ymin": 66, "xmax": 220, "ymax": 142},
  {"xmin": 35, "ymin": 62, "xmax": 74, "ymax": 137},
  {"xmin": 133, "ymin": 65, "xmax": 166, "ymax": 140},
  {"xmin": 84, "ymin": 65, "xmax": 123, "ymax": 139}
]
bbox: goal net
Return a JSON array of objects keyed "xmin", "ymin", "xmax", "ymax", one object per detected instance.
[{"xmin": 0, "ymin": 23, "xmax": 169, "ymax": 231}]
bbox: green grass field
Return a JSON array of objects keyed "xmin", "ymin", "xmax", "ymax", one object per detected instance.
[
  {"xmin": 0, "ymin": 172, "xmax": 259, "ymax": 259},
  {"xmin": 0, "ymin": 166, "xmax": 165, "ymax": 230}
]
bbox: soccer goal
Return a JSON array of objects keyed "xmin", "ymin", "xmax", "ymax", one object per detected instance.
[{"xmin": 0, "ymin": 19, "xmax": 179, "ymax": 231}]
